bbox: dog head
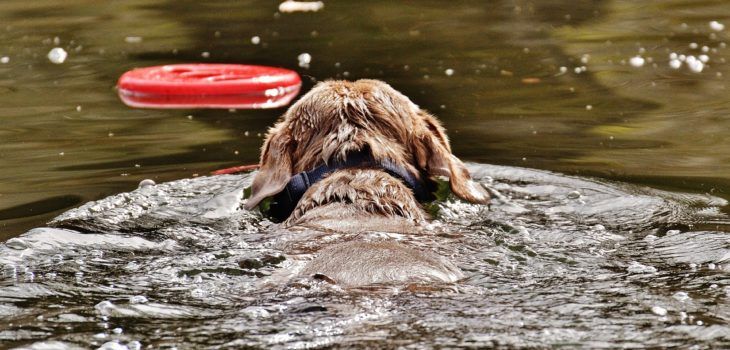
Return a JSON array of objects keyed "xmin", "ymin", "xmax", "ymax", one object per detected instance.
[{"xmin": 244, "ymin": 79, "xmax": 490, "ymax": 210}]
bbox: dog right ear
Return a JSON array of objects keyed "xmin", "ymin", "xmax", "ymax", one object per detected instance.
[
  {"xmin": 413, "ymin": 110, "xmax": 490, "ymax": 205},
  {"xmin": 244, "ymin": 124, "xmax": 293, "ymax": 210}
]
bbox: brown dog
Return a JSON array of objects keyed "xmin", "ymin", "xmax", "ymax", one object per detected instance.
[{"xmin": 245, "ymin": 79, "xmax": 489, "ymax": 287}]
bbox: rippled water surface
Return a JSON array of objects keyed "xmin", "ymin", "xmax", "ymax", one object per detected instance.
[{"xmin": 2, "ymin": 0, "xmax": 730, "ymax": 348}]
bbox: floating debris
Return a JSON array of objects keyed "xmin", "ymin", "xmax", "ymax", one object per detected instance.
[
  {"xmin": 47, "ymin": 47, "xmax": 67, "ymax": 64},
  {"xmin": 709, "ymin": 21, "xmax": 725, "ymax": 32},
  {"xmin": 251, "ymin": 36, "xmax": 261, "ymax": 45},
  {"xmin": 521, "ymin": 77, "xmax": 541, "ymax": 84},
  {"xmin": 279, "ymin": 0, "xmax": 324, "ymax": 13},
  {"xmin": 629, "ymin": 56, "xmax": 645, "ymax": 67},
  {"xmin": 297, "ymin": 53, "xmax": 312, "ymax": 68}
]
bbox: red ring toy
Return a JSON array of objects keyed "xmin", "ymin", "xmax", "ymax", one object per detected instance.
[{"xmin": 117, "ymin": 64, "xmax": 301, "ymax": 109}]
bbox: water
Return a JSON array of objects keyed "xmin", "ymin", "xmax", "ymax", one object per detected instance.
[
  {"xmin": 2, "ymin": 165, "xmax": 729, "ymax": 348},
  {"xmin": 1, "ymin": 0, "xmax": 730, "ymax": 348}
]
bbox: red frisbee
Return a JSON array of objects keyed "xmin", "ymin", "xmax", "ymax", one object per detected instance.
[{"xmin": 117, "ymin": 64, "xmax": 301, "ymax": 109}]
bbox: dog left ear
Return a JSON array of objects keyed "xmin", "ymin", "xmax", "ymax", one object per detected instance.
[
  {"xmin": 244, "ymin": 123, "xmax": 293, "ymax": 210},
  {"xmin": 413, "ymin": 110, "xmax": 490, "ymax": 204}
]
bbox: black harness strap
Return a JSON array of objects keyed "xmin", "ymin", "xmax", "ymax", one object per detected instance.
[{"xmin": 265, "ymin": 150, "xmax": 433, "ymax": 221}]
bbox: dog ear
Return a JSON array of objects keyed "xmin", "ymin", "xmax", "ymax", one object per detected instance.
[
  {"xmin": 413, "ymin": 110, "xmax": 490, "ymax": 204},
  {"xmin": 244, "ymin": 124, "xmax": 293, "ymax": 210}
]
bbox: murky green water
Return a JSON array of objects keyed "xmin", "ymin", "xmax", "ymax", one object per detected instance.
[{"xmin": 1, "ymin": 0, "xmax": 730, "ymax": 348}]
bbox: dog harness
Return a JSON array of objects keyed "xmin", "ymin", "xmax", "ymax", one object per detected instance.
[{"xmin": 264, "ymin": 149, "xmax": 434, "ymax": 222}]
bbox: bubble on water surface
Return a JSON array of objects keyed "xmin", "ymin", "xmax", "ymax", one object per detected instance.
[
  {"xmin": 251, "ymin": 36, "xmax": 260, "ymax": 45},
  {"xmin": 298, "ymin": 53, "xmax": 312, "ymax": 68},
  {"xmin": 138, "ymin": 179, "xmax": 155, "ymax": 189},
  {"xmin": 709, "ymin": 21, "xmax": 725, "ymax": 31},
  {"xmin": 629, "ymin": 56, "xmax": 645, "ymax": 67},
  {"xmin": 627, "ymin": 261, "xmax": 658, "ymax": 274},
  {"xmin": 686, "ymin": 56, "xmax": 704, "ymax": 73},
  {"xmin": 129, "ymin": 295, "xmax": 149, "ymax": 304},
  {"xmin": 444, "ymin": 68, "xmax": 454, "ymax": 76},
  {"xmin": 95, "ymin": 301, "xmax": 115, "ymax": 316},
  {"xmin": 672, "ymin": 291, "xmax": 690, "ymax": 302},
  {"xmin": 124, "ymin": 36, "xmax": 142, "ymax": 44},
  {"xmin": 47, "ymin": 47, "xmax": 67, "ymax": 64},
  {"xmin": 241, "ymin": 306, "xmax": 271, "ymax": 319},
  {"xmin": 97, "ymin": 341, "xmax": 128, "ymax": 350},
  {"xmin": 5, "ymin": 238, "xmax": 29, "ymax": 250},
  {"xmin": 0, "ymin": 56, "xmax": 8, "ymax": 64},
  {"xmin": 651, "ymin": 306, "xmax": 667, "ymax": 316},
  {"xmin": 566, "ymin": 190, "xmax": 581, "ymax": 199},
  {"xmin": 279, "ymin": 0, "xmax": 324, "ymax": 13},
  {"xmin": 669, "ymin": 59, "xmax": 682, "ymax": 69}
]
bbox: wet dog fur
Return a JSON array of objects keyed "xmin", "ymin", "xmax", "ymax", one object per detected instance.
[{"xmin": 246, "ymin": 79, "xmax": 489, "ymax": 287}]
